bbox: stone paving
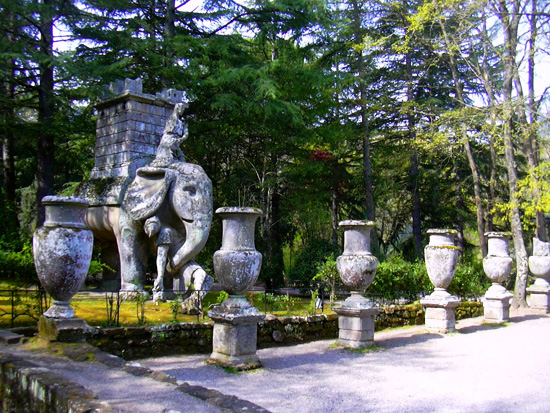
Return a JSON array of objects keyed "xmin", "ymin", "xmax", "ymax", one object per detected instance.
[{"xmin": 2, "ymin": 309, "xmax": 550, "ymax": 412}]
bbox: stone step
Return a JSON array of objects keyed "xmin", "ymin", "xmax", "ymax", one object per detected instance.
[{"xmin": 0, "ymin": 330, "xmax": 23, "ymax": 345}]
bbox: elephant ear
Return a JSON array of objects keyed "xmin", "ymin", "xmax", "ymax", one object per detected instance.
[{"xmin": 123, "ymin": 167, "xmax": 176, "ymax": 221}]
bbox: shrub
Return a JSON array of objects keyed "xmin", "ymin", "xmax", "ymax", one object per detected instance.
[
  {"xmin": 0, "ymin": 242, "xmax": 37, "ymax": 286},
  {"xmin": 448, "ymin": 257, "xmax": 490, "ymax": 299},
  {"xmin": 369, "ymin": 254, "xmax": 432, "ymax": 302},
  {"xmin": 259, "ymin": 292, "xmax": 297, "ymax": 314},
  {"xmin": 289, "ymin": 238, "xmax": 338, "ymax": 286},
  {"xmin": 313, "ymin": 254, "xmax": 341, "ymax": 303}
]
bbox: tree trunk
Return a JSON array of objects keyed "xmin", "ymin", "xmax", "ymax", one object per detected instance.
[
  {"xmin": 410, "ymin": 153, "xmax": 422, "ymax": 259},
  {"xmin": 36, "ymin": 0, "xmax": 55, "ymax": 227},
  {"xmin": 331, "ymin": 186, "xmax": 339, "ymax": 248},
  {"xmin": 525, "ymin": 0, "xmax": 546, "ymax": 240},
  {"xmin": 164, "ymin": 0, "xmax": 176, "ymax": 38},
  {"xmin": 497, "ymin": 0, "xmax": 529, "ymax": 308},
  {"xmin": 453, "ymin": 156, "xmax": 465, "ymax": 255},
  {"xmin": 261, "ymin": 152, "xmax": 284, "ymax": 288},
  {"xmin": 406, "ymin": 48, "xmax": 422, "ymax": 259},
  {"xmin": 1, "ymin": 11, "xmax": 17, "ymax": 208},
  {"xmin": 2, "ymin": 78, "xmax": 16, "ymax": 207},
  {"xmin": 439, "ymin": 20, "xmax": 486, "ymax": 257},
  {"xmin": 479, "ymin": 14, "xmax": 499, "ymax": 233},
  {"xmin": 351, "ymin": 0, "xmax": 379, "ymax": 254}
]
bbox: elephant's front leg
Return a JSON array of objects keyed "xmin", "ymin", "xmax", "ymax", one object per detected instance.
[{"xmin": 117, "ymin": 210, "xmax": 149, "ymax": 296}]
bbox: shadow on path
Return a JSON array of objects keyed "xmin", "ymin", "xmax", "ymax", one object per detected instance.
[
  {"xmin": 376, "ymin": 332, "xmax": 444, "ymax": 350},
  {"xmin": 458, "ymin": 313, "xmax": 547, "ymax": 335},
  {"xmin": 258, "ymin": 330, "xmax": 447, "ymax": 371}
]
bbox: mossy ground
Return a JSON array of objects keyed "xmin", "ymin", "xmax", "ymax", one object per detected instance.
[{"xmin": 0, "ymin": 287, "xmax": 333, "ymax": 328}]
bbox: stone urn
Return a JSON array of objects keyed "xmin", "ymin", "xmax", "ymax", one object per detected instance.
[
  {"xmin": 209, "ymin": 207, "xmax": 265, "ymax": 370},
  {"xmin": 336, "ymin": 220, "xmax": 378, "ymax": 307},
  {"xmin": 483, "ymin": 232, "xmax": 513, "ymax": 290},
  {"xmin": 212, "ymin": 207, "xmax": 263, "ymax": 313},
  {"xmin": 334, "ymin": 220, "xmax": 380, "ymax": 349},
  {"xmin": 424, "ymin": 229, "xmax": 460, "ymax": 296},
  {"xmin": 421, "ymin": 229, "xmax": 461, "ymax": 333},
  {"xmin": 33, "ymin": 196, "xmax": 93, "ymax": 319},
  {"xmin": 482, "ymin": 232, "xmax": 513, "ymax": 322},
  {"xmin": 527, "ymin": 238, "xmax": 550, "ymax": 312}
]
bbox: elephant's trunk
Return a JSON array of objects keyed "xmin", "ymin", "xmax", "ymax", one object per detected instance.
[{"xmin": 170, "ymin": 216, "xmax": 211, "ymax": 273}]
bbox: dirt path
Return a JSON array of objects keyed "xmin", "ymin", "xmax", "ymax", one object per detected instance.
[
  {"xmin": 2, "ymin": 309, "xmax": 549, "ymax": 412},
  {"xmin": 141, "ymin": 310, "xmax": 550, "ymax": 412}
]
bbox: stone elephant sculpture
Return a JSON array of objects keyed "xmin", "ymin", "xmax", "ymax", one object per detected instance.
[{"xmin": 85, "ymin": 161, "xmax": 213, "ymax": 295}]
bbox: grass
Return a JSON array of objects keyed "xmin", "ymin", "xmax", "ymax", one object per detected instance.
[
  {"xmin": 481, "ymin": 321, "xmax": 510, "ymax": 328},
  {"xmin": 345, "ymin": 344, "xmax": 384, "ymax": 354},
  {"xmin": 329, "ymin": 341, "xmax": 384, "ymax": 354},
  {"xmin": 0, "ymin": 286, "xmax": 334, "ymax": 329}
]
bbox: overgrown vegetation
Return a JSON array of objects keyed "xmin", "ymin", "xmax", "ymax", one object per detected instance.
[{"xmin": 1, "ymin": 0, "xmax": 548, "ymax": 307}]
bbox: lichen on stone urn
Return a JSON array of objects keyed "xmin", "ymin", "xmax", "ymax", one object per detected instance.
[
  {"xmin": 33, "ymin": 196, "xmax": 94, "ymax": 318},
  {"xmin": 213, "ymin": 207, "xmax": 263, "ymax": 298},
  {"xmin": 336, "ymin": 220, "xmax": 378, "ymax": 306},
  {"xmin": 529, "ymin": 238, "xmax": 550, "ymax": 280},
  {"xmin": 483, "ymin": 232, "xmax": 513, "ymax": 285},
  {"xmin": 424, "ymin": 228, "xmax": 459, "ymax": 290}
]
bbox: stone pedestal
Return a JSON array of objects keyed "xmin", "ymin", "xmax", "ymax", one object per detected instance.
[
  {"xmin": 527, "ymin": 279, "xmax": 550, "ymax": 313},
  {"xmin": 208, "ymin": 296, "xmax": 265, "ymax": 370},
  {"xmin": 334, "ymin": 305, "xmax": 381, "ymax": 349},
  {"xmin": 209, "ymin": 309, "xmax": 265, "ymax": 370},
  {"xmin": 421, "ymin": 291, "xmax": 460, "ymax": 333},
  {"xmin": 483, "ymin": 284, "xmax": 513, "ymax": 323},
  {"xmin": 38, "ymin": 316, "xmax": 90, "ymax": 343}
]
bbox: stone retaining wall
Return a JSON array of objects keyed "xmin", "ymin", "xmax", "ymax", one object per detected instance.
[
  {"xmin": 258, "ymin": 314, "xmax": 339, "ymax": 348},
  {"xmin": 0, "ymin": 354, "xmax": 107, "ymax": 412},
  {"xmin": 455, "ymin": 301, "xmax": 484, "ymax": 320},
  {"xmin": 85, "ymin": 301, "xmax": 483, "ymax": 359},
  {"xmin": 86, "ymin": 322, "xmax": 213, "ymax": 360}
]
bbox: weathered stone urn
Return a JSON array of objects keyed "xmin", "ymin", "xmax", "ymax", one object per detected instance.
[
  {"xmin": 33, "ymin": 196, "xmax": 93, "ymax": 341},
  {"xmin": 482, "ymin": 232, "xmax": 513, "ymax": 322},
  {"xmin": 420, "ymin": 229, "xmax": 461, "ymax": 333},
  {"xmin": 527, "ymin": 238, "xmax": 550, "ymax": 313},
  {"xmin": 334, "ymin": 220, "xmax": 380, "ymax": 349},
  {"xmin": 208, "ymin": 207, "xmax": 265, "ymax": 370}
]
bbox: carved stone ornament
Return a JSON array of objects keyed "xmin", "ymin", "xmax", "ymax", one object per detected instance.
[
  {"xmin": 482, "ymin": 232, "xmax": 513, "ymax": 322},
  {"xmin": 333, "ymin": 220, "xmax": 381, "ymax": 349},
  {"xmin": 33, "ymin": 196, "xmax": 93, "ymax": 318},
  {"xmin": 208, "ymin": 207, "xmax": 265, "ymax": 370},
  {"xmin": 527, "ymin": 237, "xmax": 550, "ymax": 313},
  {"xmin": 420, "ymin": 229, "xmax": 461, "ymax": 333}
]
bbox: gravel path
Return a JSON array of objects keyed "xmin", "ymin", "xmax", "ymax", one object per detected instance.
[{"xmin": 141, "ymin": 311, "xmax": 550, "ymax": 412}]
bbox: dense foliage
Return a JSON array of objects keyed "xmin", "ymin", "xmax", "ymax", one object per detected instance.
[{"xmin": 0, "ymin": 0, "xmax": 549, "ymax": 303}]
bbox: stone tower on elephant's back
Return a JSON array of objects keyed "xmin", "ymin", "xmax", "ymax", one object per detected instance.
[
  {"xmin": 81, "ymin": 78, "xmax": 186, "ymax": 206},
  {"xmin": 76, "ymin": 78, "xmax": 186, "ymax": 290}
]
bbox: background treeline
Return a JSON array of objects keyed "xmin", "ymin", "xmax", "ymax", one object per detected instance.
[{"xmin": 1, "ymin": 0, "xmax": 549, "ymax": 305}]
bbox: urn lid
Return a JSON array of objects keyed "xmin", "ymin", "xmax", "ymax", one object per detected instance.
[
  {"xmin": 427, "ymin": 228, "xmax": 457, "ymax": 236},
  {"xmin": 42, "ymin": 196, "xmax": 89, "ymax": 229},
  {"xmin": 41, "ymin": 196, "xmax": 89, "ymax": 207},
  {"xmin": 216, "ymin": 207, "xmax": 263, "ymax": 216},
  {"xmin": 484, "ymin": 232, "xmax": 511, "ymax": 239},
  {"xmin": 339, "ymin": 220, "xmax": 376, "ymax": 229}
]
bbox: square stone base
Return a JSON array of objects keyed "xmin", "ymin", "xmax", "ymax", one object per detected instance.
[
  {"xmin": 423, "ymin": 307, "xmax": 457, "ymax": 333},
  {"xmin": 208, "ymin": 313, "xmax": 264, "ymax": 370},
  {"xmin": 527, "ymin": 287, "xmax": 550, "ymax": 313},
  {"xmin": 334, "ymin": 306, "xmax": 380, "ymax": 349},
  {"xmin": 421, "ymin": 292, "xmax": 460, "ymax": 334},
  {"xmin": 38, "ymin": 316, "xmax": 90, "ymax": 342},
  {"xmin": 483, "ymin": 294, "xmax": 512, "ymax": 323}
]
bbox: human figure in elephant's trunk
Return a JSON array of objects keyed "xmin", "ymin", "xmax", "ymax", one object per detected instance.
[{"xmin": 144, "ymin": 215, "xmax": 173, "ymax": 302}]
